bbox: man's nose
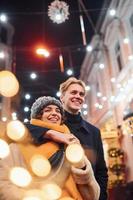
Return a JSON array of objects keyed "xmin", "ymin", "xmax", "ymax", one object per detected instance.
[{"xmin": 75, "ymin": 93, "xmax": 81, "ymax": 98}]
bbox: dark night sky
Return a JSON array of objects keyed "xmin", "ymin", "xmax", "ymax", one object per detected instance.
[{"xmin": 0, "ymin": 0, "xmax": 105, "ymax": 120}]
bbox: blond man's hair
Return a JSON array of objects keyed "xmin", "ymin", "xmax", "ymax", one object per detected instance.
[{"xmin": 59, "ymin": 77, "xmax": 86, "ymax": 96}]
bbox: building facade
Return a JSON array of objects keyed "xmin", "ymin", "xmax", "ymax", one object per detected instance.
[{"xmin": 80, "ymin": 0, "xmax": 133, "ymax": 185}]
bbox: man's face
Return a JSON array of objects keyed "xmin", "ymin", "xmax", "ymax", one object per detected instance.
[
  {"xmin": 41, "ymin": 105, "xmax": 62, "ymax": 124},
  {"xmin": 61, "ymin": 83, "xmax": 85, "ymax": 114}
]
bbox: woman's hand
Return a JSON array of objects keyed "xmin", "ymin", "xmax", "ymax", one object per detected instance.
[{"xmin": 45, "ymin": 130, "xmax": 80, "ymax": 145}]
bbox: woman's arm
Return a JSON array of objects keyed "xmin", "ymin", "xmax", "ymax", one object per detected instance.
[
  {"xmin": 46, "ymin": 129, "xmax": 80, "ymax": 145},
  {"xmin": 0, "ymin": 144, "xmax": 28, "ymax": 200}
]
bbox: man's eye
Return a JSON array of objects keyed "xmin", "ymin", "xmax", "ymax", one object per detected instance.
[
  {"xmin": 71, "ymin": 91, "xmax": 76, "ymax": 95},
  {"xmin": 80, "ymin": 92, "xmax": 85, "ymax": 97}
]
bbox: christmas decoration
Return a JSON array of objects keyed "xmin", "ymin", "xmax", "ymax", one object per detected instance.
[
  {"xmin": 108, "ymin": 148, "xmax": 124, "ymax": 158},
  {"xmin": 123, "ymin": 115, "xmax": 133, "ymax": 136},
  {"xmin": 48, "ymin": 0, "xmax": 69, "ymax": 24},
  {"xmin": 108, "ymin": 147, "xmax": 126, "ymax": 188}
]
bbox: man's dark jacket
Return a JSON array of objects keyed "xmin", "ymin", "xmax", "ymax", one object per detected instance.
[{"xmin": 27, "ymin": 111, "xmax": 108, "ymax": 200}]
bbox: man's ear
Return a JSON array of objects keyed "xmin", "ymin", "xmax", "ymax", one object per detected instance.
[{"xmin": 60, "ymin": 95, "xmax": 64, "ymax": 103}]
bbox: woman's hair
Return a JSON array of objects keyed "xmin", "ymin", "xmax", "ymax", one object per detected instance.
[
  {"xmin": 30, "ymin": 96, "xmax": 64, "ymax": 119},
  {"xmin": 59, "ymin": 77, "xmax": 86, "ymax": 96}
]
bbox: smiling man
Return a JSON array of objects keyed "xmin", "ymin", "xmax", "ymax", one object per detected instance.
[{"xmin": 59, "ymin": 77, "xmax": 108, "ymax": 200}]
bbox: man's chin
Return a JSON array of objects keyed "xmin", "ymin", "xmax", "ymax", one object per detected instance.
[{"xmin": 69, "ymin": 106, "xmax": 81, "ymax": 114}]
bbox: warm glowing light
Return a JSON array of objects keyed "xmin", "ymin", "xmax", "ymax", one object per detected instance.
[
  {"xmin": 0, "ymin": 70, "xmax": 19, "ymax": 97},
  {"xmin": 65, "ymin": 143, "xmax": 85, "ymax": 168},
  {"xmin": 60, "ymin": 198, "xmax": 74, "ymax": 200},
  {"xmin": 7, "ymin": 120, "xmax": 27, "ymax": 141},
  {"xmin": 36, "ymin": 48, "xmax": 50, "ymax": 57},
  {"xmin": 42, "ymin": 183, "xmax": 62, "ymax": 200},
  {"xmin": 1, "ymin": 117, "xmax": 7, "ymax": 122},
  {"xmin": 30, "ymin": 155, "xmax": 51, "ymax": 177},
  {"xmin": 59, "ymin": 54, "xmax": 64, "ymax": 72},
  {"xmin": 10, "ymin": 167, "xmax": 32, "ymax": 187},
  {"xmin": 23, "ymin": 189, "xmax": 45, "ymax": 200},
  {"xmin": 0, "ymin": 139, "xmax": 10, "ymax": 159}
]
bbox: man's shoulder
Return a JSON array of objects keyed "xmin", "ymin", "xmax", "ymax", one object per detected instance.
[{"xmin": 82, "ymin": 119, "xmax": 100, "ymax": 134}]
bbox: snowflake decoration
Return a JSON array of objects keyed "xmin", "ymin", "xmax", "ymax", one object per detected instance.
[{"xmin": 48, "ymin": 0, "xmax": 70, "ymax": 24}]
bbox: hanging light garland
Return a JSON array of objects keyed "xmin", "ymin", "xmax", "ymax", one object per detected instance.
[{"xmin": 48, "ymin": 0, "xmax": 69, "ymax": 24}]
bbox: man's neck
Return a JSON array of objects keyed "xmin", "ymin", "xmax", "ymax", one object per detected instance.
[{"xmin": 65, "ymin": 109, "xmax": 79, "ymax": 115}]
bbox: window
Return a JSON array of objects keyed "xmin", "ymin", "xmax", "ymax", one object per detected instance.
[
  {"xmin": 130, "ymin": 13, "xmax": 133, "ymax": 29},
  {"xmin": 0, "ymin": 27, "xmax": 7, "ymax": 44},
  {"xmin": 115, "ymin": 42, "xmax": 123, "ymax": 71}
]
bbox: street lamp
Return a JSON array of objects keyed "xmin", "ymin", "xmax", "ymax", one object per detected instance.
[{"xmin": 36, "ymin": 48, "xmax": 50, "ymax": 57}]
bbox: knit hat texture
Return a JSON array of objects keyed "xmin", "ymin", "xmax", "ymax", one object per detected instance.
[{"xmin": 30, "ymin": 96, "xmax": 63, "ymax": 118}]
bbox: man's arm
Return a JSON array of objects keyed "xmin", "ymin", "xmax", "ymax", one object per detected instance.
[
  {"xmin": 95, "ymin": 131, "xmax": 108, "ymax": 200},
  {"xmin": 71, "ymin": 156, "xmax": 100, "ymax": 200}
]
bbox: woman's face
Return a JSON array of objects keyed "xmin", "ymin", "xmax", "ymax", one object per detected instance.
[{"xmin": 41, "ymin": 104, "xmax": 62, "ymax": 124}]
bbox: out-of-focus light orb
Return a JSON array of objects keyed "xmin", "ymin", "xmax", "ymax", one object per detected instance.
[
  {"xmin": 0, "ymin": 70, "xmax": 19, "ymax": 97},
  {"xmin": 83, "ymin": 104, "xmax": 88, "ymax": 109},
  {"xmin": 83, "ymin": 110, "xmax": 88, "ymax": 115},
  {"xmin": 66, "ymin": 143, "xmax": 84, "ymax": 168},
  {"xmin": 66, "ymin": 69, "xmax": 73, "ymax": 76},
  {"xmin": 56, "ymin": 91, "xmax": 61, "ymax": 97},
  {"xmin": 99, "ymin": 63, "xmax": 105, "ymax": 69},
  {"xmin": 24, "ymin": 118, "xmax": 29, "ymax": 123},
  {"xmin": 42, "ymin": 183, "xmax": 62, "ymax": 200},
  {"xmin": 30, "ymin": 73, "xmax": 37, "ymax": 79},
  {"xmin": 24, "ymin": 106, "xmax": 29, "ymax": 112},
  {"xmin": 86, "ymin": 45, "xmax": 92, "ymax": 52},
  {"xmin": 10, "ymin": 167, "xmax": 32, "ymax": 187},
  {"xmin": 109, "ymin": 9, "xmax": 116, "ymax": 16},
  {"xmin": 0, "ymin": 14, "xmax": 7, "ymax": 22},
  {"xmin": 30, "ymin": 155, "xmax": 51, "ymax": 177},
  {"xmin": 60, "ymin": 198, "xmax": 74, "ymax": 200},
  {"xmin": 1, "ymin": 117, "xmax": 7, "ymax": 122},
  {"xmin": 7, "ymin": 120, "xmax": 27, "ymax": 141},
  {"xmin": 85, "ymin": 85, "xmax": 91, "ymax": 91},
  {"xmin": 123, "ymin": 38, "xmax": 129, "ymax": 44},
  {"xmin": 0, "ymin": 139, "xmax": 10, "ymax": 158},
  {"xmin": 23, "ymin": 189, "xmax": 45, "ymax": 200},
  {"xmin": 36, "ymin": 48, "xmax": 50, "ymax": 57},
  {"xmin": 0, "ymin": 51, "xmax": 5, "ymax": 59},
  {"xmin": 25, "ymin": 94, "xmax": 31, "ymax": 100}
]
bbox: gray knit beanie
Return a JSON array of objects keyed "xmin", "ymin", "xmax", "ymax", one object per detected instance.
[{"xmin": 30, "ymin": 96, "xmax": 63, "ymax": 119}]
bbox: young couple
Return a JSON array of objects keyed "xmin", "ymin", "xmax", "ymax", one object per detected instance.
[{"xmin": 0, "ymin": 77, "xmax": 108, "ymax": 200}]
